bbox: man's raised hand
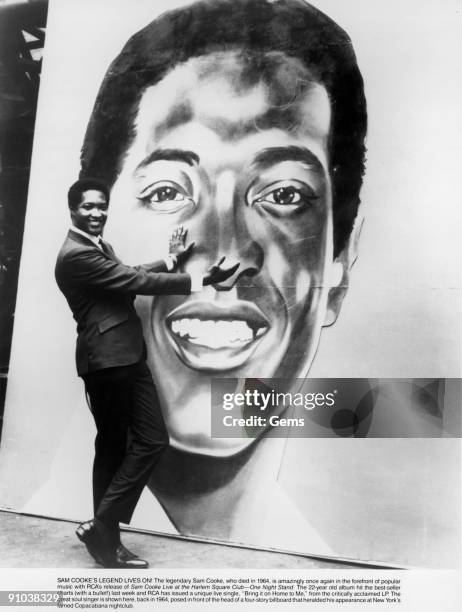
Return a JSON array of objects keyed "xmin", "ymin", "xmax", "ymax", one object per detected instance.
[{"xmin": 168, "ymin": 226, "xmax": 194, "ymax": 266}]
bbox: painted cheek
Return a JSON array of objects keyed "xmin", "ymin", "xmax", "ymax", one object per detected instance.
[
  {"xmin": 265, "ymin": 243, "xmax": 292, "ymax": 298},
  {"xmin": 295, "ymin": 269, "xmax": 312, "ymax": 304},
  {"xmin": 262, "ymin": 217, "xmax": 327, "ymax": 312}
]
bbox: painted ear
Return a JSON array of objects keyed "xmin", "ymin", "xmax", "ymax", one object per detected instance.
[{"xmin": 323, "ymin": 214, "xmax": 363, "ymax": 326}]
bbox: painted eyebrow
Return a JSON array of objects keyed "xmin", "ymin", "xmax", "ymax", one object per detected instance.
[
  {"xmin": 135, "ymin": 148, "xmax": 200, "ymax": 172},
  {"xmin": 252, "ymin": 146, "xmax": 323, "ymax": 172}
]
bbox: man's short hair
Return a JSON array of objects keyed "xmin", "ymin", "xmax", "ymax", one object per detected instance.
[
  {"xmin": 80, "ymin": 0, "xmax": 367, "ymax": 256},
  {"xmin": 68, "ymin": 177, "xmax": 110, "ymax": 210}
]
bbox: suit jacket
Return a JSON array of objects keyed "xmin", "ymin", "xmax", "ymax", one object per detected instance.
[{"xmin": 55, "ymin": 229, "xmax": 191, "ymax": 376}]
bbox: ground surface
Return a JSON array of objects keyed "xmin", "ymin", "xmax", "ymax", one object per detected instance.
[{"xmin": 0, "ymin": 511, "xmax": 360, "ymax": 569}]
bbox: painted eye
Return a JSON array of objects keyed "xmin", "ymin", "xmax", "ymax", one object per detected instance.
[
  {"xmin": 250, "ymin": 180, "xmax": 317, "ymax": 211},
  {"xmin": 261, "ymin": 186, "xmax": 302, "ymax": 205},
  {"xmin": 137, "ymin": 181, "xmax": 195, "ymax": 213},
  {"xmin": 151, "ymin": 186, "xmax": 184, "ymax": 202}
]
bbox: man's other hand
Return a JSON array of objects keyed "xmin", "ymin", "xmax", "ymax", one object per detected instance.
[
  {"xmin": 169, "ymin": 226, "xmax": 195, "ymax": 266},
  {"xmin": 203, "ymin": 257, "xmax": 240, "ymax": 286}
]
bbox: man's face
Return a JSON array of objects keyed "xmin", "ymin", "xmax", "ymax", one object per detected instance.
[
  {"xmin": 105, "ymin": 51, "xmax": 347, "ymax": 455},
  {"xmin": 71, "ymin": 189, "xmax": 108, "ymax": 236}
]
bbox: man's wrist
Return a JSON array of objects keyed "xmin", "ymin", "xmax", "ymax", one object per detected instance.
[
  {"xmin": 190, "ymin": 272, "xmax": 203, "ymax": 292},
  {"xmin": 164, "ymin": 254, "xmax": 177, "ymax": 271}
]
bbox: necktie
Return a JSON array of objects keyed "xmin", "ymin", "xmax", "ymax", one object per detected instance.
[{"xmin": 98, "ymin": 238, "xmax": 110, "ymax": 255}]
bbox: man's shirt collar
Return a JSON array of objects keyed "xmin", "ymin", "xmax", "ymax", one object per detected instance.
[{"xmin": 69, "ymin": 226, "xmax": 102, "ymax": 248}]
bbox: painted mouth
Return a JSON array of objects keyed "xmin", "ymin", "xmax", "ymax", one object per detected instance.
[
  {"xmin": 171, "ymin": 318, "xmax": 266, "ymax": 348},
  {"xmin": 165, "ymin": 300, "xmax": 269, "ymax": 371}
]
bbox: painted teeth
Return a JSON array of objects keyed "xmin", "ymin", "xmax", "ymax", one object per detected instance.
[{"xmin": 170, "ymin": 318, "xmax": 266, "ymax": 348}]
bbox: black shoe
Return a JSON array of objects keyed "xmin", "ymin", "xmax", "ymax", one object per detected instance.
[
  {"xmin": 115, "ymin": 543, "xmax": 149, "ymax": 569},
  {"xmin": 76, "ymin": 520, "xmax": 116, "ymax": 567}
]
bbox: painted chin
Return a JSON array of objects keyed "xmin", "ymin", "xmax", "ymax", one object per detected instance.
[{"xmin": 163, "ymin": 299, "xmax": 271, "ymax": 372}]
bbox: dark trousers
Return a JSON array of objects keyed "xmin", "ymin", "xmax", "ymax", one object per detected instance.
[{"xmin": 83, "ymin": 360, "xmax": 168, "ymax": 525}]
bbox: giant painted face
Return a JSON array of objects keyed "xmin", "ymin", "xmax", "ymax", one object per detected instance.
[{"xmin": 105, "ymin": 51, "xmax": 349, "ymax": 455}]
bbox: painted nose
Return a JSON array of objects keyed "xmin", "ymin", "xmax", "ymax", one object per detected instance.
[
  {"xmin": 213, "ymin": 237, "xmax": 263, "ymax": 290},
  {"xmin": 212, "ymin": 173, "xmax": 264, "ymax": 290}
]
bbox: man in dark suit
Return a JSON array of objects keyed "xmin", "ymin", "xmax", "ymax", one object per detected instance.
[{"xmin": 55, "ymin": 177, "xmax": 238, "ymax": 568}]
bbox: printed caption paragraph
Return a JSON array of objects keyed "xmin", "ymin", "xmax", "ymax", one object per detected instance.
[{"xmin": 56, "ymin": 576, "xmax": 402, "ymax": 606}]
